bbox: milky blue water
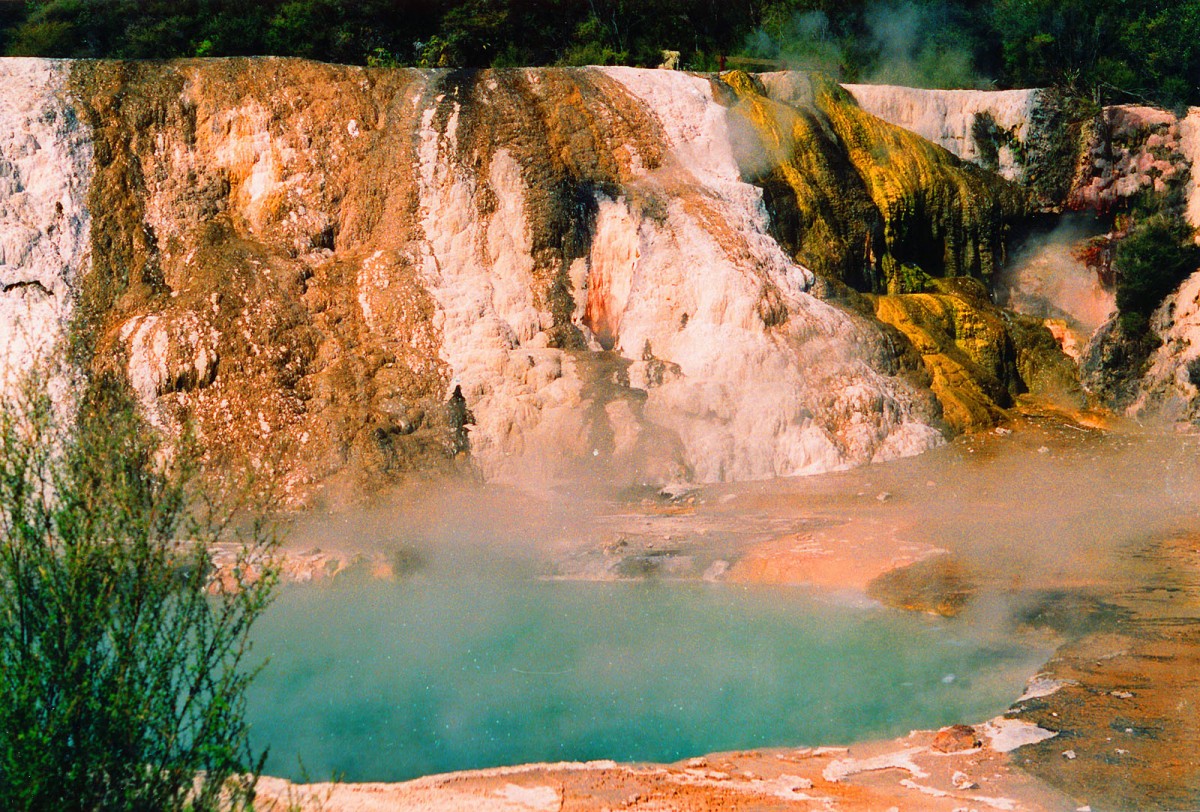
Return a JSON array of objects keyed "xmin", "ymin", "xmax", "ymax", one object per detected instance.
[{"xmin": 247, "ymin": 572, "xmax": 1046, "ymax": 783}]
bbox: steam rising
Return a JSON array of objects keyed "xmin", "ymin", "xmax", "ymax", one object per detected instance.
[
  {"xmin": 997, "ymin": 213, "xmax": 1115, "ymax": 356},
  {"xmin": 863, "ymin": 2, "xmax": 982, "ymax": 88},
  {"xmin": 744, "ymin": 11, "xmax": 843, "ymax": 75},
  {"xmin": 744, "ymin": 2, "xmax": 990, "ymax": 89},
  {"xmin": 755, "ymin": 418, "xmax": 1190, "ymax": 562},
  {"xmin": 286, "ymin": 415, "xmax": 1200, "ymax": 613},
  {"xmin": 257, "ymin": 421, "xmax": 1200, "ymax": 783}
]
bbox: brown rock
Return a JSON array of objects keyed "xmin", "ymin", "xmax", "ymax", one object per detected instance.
[
  {"xmin": 932, "ymin": 724, "xmax": 982, "ymax": 753},
  {"xmin": 865, "ymin": 553, "xmax": 974, "ymax": 616}
]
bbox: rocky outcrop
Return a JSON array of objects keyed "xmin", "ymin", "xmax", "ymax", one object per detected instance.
[
  {"xmin": 4, "ymin": 59, "xmax": 986, "ymax": 502},
  {"xmin": 0, "ymin": 59, "xmax": 91, "ymax": 393},
  {"xmin": 844, "ymin": 84, "xmax": 1082, "ymax": 208},
  {"xmin": 749, "ymin": 72, "xmax": 1029, "ymax": 292},
  {"xmin": 872, "ymin": 277, "xmax": 1081, "ymax": 431},
  {"xmin": 1070, "ymin": 105, "xmax": 1196, "ymax": 214},
  {"xmin": 1068, "ymin": 105, "xmax": 1200, "ymax": 419},
  {"xmin": 844, "ymin": 84, "xmax": 1043, "ymax": 183},
  {"xmin": 1127, "ymin": 269, "xmax": 1200, "ymax": 422},
  {"xmin": 850, "ymin": 82, "xmax": 1200, "ymax": 423}
]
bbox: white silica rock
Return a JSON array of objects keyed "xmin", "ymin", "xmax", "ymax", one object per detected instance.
[
  {"xmin": 0, "ymin": 59, "xmax": 92, "ymax": 391},
  {"xmin": 119, "ymin": 313, "xmax": 220, "ymax": 426},
  {"xmin": 1178, "ymin": 107, "xmax": 1200, "ymax": 234},
  {"xmin": 845, "ymin": 84, "xmax": 1042, "ymax": 181},
  {"xmin": 595, "ymin": 68, "xmax": 945, "ymax": 481},
  {"xmin": 415, "ymin": 98, "xmax": 590, "ymax": 484},
  {"xmin": 409, "ymin": 66, "xmax": 945, "ymax": 485},
  {"xmin": 0, "ymin": 61, "xmax": 957, "ymax": 490}
]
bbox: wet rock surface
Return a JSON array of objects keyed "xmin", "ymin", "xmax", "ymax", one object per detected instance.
[
  {"xmin": 256, "ymin": 724, "xmax": 1075, "ymax": 812},
  {"xmin": 931, "ymin": 724, "xmax": 983, "ymax": 753},
  {"xmin": 866, "ymin": 553, "xmax": 975, "ymax": 617},
  {"xmin": 1008, "ymin": 534, "xmax": 1200, "ymax": 810}
]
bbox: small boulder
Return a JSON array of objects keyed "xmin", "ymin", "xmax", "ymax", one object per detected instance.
[
  {"xmin": 932, "ymin": 724, "xmax": 981, "ymax": 753},
  {"xmin": 951, "ymin": 770, "xmax": 977, "ymax": 790},
  {"xmin": 865, "ymin": 553, "xmax": 974, "ymax": 616}
]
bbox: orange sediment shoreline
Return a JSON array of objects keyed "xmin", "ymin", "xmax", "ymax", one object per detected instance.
[{"xmin": 255, "ymin": 717, "xmax": 1075, "ymax": 811}]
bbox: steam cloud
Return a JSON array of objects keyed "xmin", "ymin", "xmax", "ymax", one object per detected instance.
[
  {"xmin": 744, "ymin": 11, "xmax": 843, "ymax": 75},
  {"xmin": 744, "ymin": 2, "xmax": 991, "ymax": 89}
]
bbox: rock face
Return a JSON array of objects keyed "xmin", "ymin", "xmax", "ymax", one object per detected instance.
[
  {"xmin": 16, "ymin": 58, "xmax": 1200, "ymax": 497},
  {"xmin": 1129, "ymin": 269, "xmax": 1200, "ymax": 422},
  {"xmin": 1070, "ymin": 105, "xmax": 1196, "ymax": 215},
  {"xmin": 1067, "ymin": 104, "xmax": 1200, "ymax": 419},
  {"xmin": 750, "ymin": 72, "xmax": 1028, "ymax": 292},
  {"xmin": 857, "ymin": 84, "xmax": 1200, "ymax": 425},
  {"xmin": 0, "ymin": 59, "xmax": 92, "ymax": 393},
  {"xmin": 4, "ymin": 59, "xmax": 986, "ymax": 501},
  {"xmin": 844, "ymin": 84, "xmax": 1043, "ymax": 184}
]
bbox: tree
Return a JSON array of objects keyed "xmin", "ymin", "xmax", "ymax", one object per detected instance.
[
  {"xmin": 1115, "ymin": 212, "xmax": 1200, "ymax": 334},
  {"xmin": 0, "ymin": 371, "xmax": 278, "ymax": 811}
]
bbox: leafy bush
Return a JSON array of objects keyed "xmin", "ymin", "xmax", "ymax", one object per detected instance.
[
  {"xmin": 0, "ymin": 372, "xmax": 277, "ymax": 811},
  {"xmin": 1115, "ymin": 212, "xmax": 1200, "ymax": 333}
]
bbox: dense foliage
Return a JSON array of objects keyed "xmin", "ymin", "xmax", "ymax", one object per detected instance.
[
  {"xmin": 0, "ymin": 372, "xmax": 276, "ymax": 811},
  {"xmin": 2, "ymin": 0, "xmax": 1198, "ymax": 106},
  {"xmin": 1115, "ymin": 212, "xmax": 1200, "ymax": 334}
]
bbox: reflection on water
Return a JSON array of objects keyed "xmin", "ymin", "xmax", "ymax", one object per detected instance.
[{"xmin": 247, "ymin": 574, "xmax": 1050, "ymax": 783}]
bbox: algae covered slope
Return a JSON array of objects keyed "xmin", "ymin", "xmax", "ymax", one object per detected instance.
[
  {"xmin": 66, "ymin": 59, "xmax": 456, "ymax": 502},
  {"xmin": 844, "ymin": 84, "xmax": 1043, "ymax": 183},
  {"xmin": 844, "ymin": 83, "xmax": 1083, "ymax": 208},
  {"xmin": 718, "ymin": 70, "xmax": 883, "ymax": 289},
  {"xmin": 724, "ymin": 70, "xmax": 1029, "ymax": 294},
  {"xmin": 717, "ymin": 70, "xmax": 1054, "ymax": 430},
  {"xmin": 871, "ymin": 278, "xmax": 1081, "ymax": 432},
  {"xmin": 813, "ymin": 78, "xmax": 1028, "ymax": 291}
]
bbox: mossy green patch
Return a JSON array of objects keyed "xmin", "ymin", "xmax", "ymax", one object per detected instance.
[
  {"xmin": 721, "ymin": 71, "xmax": 883, "ymax": 290},
  {"xmin": 873, "ymin": 283, "xmax": 1013, "ymax": 432},
  {"xmin": 812, "ymin": 77, "xmax": 1029, "ymax": 291}
]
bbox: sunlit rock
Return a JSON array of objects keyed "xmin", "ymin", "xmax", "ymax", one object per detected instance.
[
  {"xmin": 747, "ymin": 71, "xmax": 1029, "ymax": 292},
  {"xmin": 844, "ymin": 84, "xmax": 1041, "ymax": 183},
  {"xmin": 0, "ymin": 59, "xmax": 1118, "ymax": 499},
  {"xmin": 0, "ymin": 59, "xmax": 91, "ymax": 391},
  {"xmin": 1070, "ymin": 105, "xmax": 1192, "ymax": 213}
]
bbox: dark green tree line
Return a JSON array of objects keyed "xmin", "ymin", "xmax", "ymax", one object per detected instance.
[{"xmin": 2, "ymin": 0, "xmax": 1198, "ymax": 106}]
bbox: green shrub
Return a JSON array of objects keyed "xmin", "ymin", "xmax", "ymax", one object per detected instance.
[
  {"xmin": 0, "ymin": 372, "xmax": 278, "ymax": 811},
  {"xmin": 1115, "ymin": 212, "xmax": 1200, "ymax": 333}
]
